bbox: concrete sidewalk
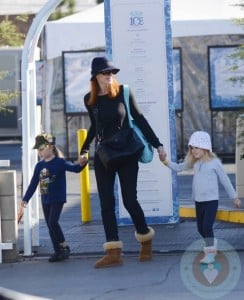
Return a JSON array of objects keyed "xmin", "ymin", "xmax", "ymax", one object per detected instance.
[
  {"xmin": 17, "ymin": 168, "xmax": 244, "ymax": 258},
  {"xmin": 1, "ymin": 141, "xmax": 244, "ymax": 258},
  {"xmin": 1, "ymin": 142, "xmax": 244, "ymax": 300},
  {"xmin": 1, "ymin": 252, "xmax": 243, "ymax": 300}
]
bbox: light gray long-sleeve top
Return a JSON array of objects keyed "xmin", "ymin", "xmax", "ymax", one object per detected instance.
[{"xmin": 167, "ymin": 157, "xmax": 237, "ymax": 202}]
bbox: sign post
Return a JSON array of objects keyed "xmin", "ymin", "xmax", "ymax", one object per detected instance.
[{"xmin": 104, "ymin": 0, "xmax": 178, "ymax": 224}]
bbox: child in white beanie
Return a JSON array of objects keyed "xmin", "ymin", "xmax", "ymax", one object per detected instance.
[{"xmin": 159, "ymin": 131, "xmax": 241, "ymax": 264}]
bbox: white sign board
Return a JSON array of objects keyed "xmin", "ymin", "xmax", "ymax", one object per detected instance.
[{"xmin": 105, "ymin": 0, "xmax": 178, "ymax": 224}]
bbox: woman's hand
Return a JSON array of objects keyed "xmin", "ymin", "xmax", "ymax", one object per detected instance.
[{"xmin": 157, "ymin": 146, "xmax": 167, "ymax": 162}]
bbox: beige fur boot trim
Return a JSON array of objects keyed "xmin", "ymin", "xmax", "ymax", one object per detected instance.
[
  {"xmin": 135, "ymin": 227, "xmax": 155, "ymax": 243},
  {"xmin": 135, "ymin": 227, "xmax": 155, "ymax": 262},
  {"xmin": 94, "ymin": 241, "xmax": 123, "ymax": 269}
]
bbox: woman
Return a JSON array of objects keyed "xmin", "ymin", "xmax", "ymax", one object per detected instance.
[{"xmin": 79, "ymin": 56, "xmax": 166, "ymax": 268}]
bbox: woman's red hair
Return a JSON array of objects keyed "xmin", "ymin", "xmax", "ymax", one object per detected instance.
[{"xmin": 87, "ymin": 78, "xmax": 120, "ymax": 106}]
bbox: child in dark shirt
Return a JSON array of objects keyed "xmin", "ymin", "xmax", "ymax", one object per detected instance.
[{"xmin": 20, "ymin": 133, "xmax": 88, "ymax": 262}]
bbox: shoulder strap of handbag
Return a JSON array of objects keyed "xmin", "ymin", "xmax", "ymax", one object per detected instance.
[
  {"xmin": 92, "ymin": 106, "xmax": 101, "ymax": 142},
  {"xmin": 123, "ymin": 85, "xmax": 133, "ymax": 128}
]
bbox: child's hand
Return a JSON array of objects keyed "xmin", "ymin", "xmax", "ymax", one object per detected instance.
[
  {"xmin": 233, "ymin": 198, "xmax": 241, "ymax": 208},
  {"xmin": 18, "ymin": 201, "xmax": 27, "ymax": 223},
  {"xmin": 79, "ymin": 154, "xmax": 88, "ymax": 166}
]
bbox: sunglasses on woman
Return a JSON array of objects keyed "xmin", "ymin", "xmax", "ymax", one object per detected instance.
[{"xmin": 101, "ymin": 70, "xmax": 117, "ymax": 76}]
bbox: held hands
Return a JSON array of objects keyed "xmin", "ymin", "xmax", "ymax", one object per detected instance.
[
  {"xmin": 157, "ymin": 146, "xmax": 167, "ymax": 163},
  {"xmin": 233, "ymin": 198, "xmax": 241, "ymax": 208},
  {"xmin": 79, "ymin": 154, "xmax": 88, "ymax": 166}
]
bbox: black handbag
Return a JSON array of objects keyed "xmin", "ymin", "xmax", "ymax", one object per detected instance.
[{"xmin": 94, "ymin": 109, "xmax": 144, "ymax": 170}]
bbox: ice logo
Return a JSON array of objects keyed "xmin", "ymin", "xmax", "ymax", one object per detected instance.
[
  {"xmin": 180, "ymin": 239, "xmax": 241, "ymax": 299},
  {"xmin": 129, "ymin": 11, "xmax": 144, "ymax": 27}
]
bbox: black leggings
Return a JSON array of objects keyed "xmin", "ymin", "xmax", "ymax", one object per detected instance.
[
  {"xmin": 42, "ymin": 202, "xmax": 65, "ymax": 252},
  {"xmin": 94, "ymin": 154, "xmax": 149, "ymax": 241},
  {"xmin": 195, "ymin": 200, "xmax": 218, "ymax": 247}
]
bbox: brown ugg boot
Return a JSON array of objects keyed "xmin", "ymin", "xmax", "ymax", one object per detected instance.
[
  {"xmin": 94, "ymin": 241, "xmax": 123, "ymax": 268},
  {"xmin": 135, "ymin": 227, "xmax": 155, "ymax": 262}
]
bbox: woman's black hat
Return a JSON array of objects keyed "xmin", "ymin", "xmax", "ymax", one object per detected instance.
[{"xmin": 90, "ymin": 56, "xmax": 120, "ymax": 80}]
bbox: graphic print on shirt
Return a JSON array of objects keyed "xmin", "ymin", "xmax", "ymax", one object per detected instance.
[{"xmin": 39, "ymin": 168, "xmax": 56, "ymax": 194}]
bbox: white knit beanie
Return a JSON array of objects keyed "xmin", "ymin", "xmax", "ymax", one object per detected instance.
[{"xmin": 188, "ymin": 131, "xmax": 212, "ymax": 151}]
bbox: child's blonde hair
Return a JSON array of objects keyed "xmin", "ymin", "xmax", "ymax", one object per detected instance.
[
  {"xmin": 185, "ymin": 148, "xmax": 216, "ymax": 168},
  {"xmin": 53, "ymin": 146, "xmax": 64, "ymax": 158}
]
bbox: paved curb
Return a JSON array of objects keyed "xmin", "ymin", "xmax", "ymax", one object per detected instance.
[{"xmin": 180, "ymin": 205, "xmax": 244, "ymax": 223}]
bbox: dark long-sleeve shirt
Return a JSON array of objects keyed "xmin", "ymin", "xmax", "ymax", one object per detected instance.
[
  {"xmin": 23, "ymin": 157, "xmax": 86, "ymax": 204},
  {"xmin": 80, "ymin": 85, "xmax": 163, "ymax": 154}
]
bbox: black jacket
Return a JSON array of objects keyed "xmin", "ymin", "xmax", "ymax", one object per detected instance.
[{"xmin": 80, "ymin": 85, "xmax": 163, "ymax": 154}]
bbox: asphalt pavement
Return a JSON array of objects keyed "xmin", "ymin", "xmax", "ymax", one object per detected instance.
[
  {"xmin": 0, "ymin": 252, "xmax": 244, "ymax": 300},
  {"xmin": 1, "ymin": 140, "xmax": 244, "ymax": 300}
]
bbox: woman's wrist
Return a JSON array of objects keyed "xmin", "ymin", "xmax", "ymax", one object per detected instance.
[
  {"xmin": 157, "ymin": 145, "xmax": 164, "ymax": 153},
  {"xmin": 80, "ymin": 149, "xmax": 88, "ymax": 155}
]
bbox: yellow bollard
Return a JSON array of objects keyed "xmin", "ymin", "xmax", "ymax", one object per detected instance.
[{"xmin": 77, "ymin": 129, "xmax": 92, "ymax": 222}]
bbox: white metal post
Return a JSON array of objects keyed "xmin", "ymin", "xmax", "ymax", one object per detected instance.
[{"xmin": 21, "ymin": 0, "xmax": 62, "ymax": 256}]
